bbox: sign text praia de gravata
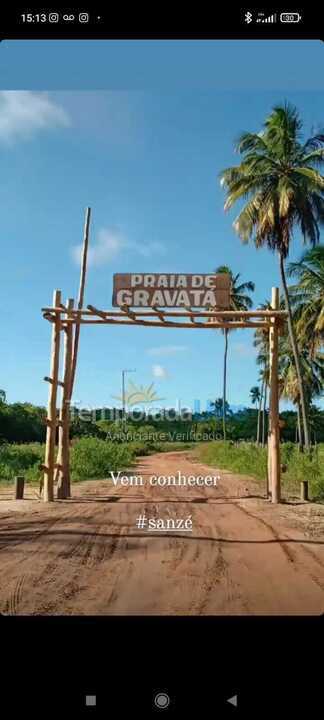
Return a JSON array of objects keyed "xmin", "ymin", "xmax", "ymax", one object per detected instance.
[{"xmin": 112, "ymin": 273, "xmax": 230, "ymax": 308}]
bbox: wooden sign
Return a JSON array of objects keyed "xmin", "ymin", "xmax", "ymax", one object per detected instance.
[{"xmin": 112, "ymin": 273, "xmax": 231, "ymax": 308}]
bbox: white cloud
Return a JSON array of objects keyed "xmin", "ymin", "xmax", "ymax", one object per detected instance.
[
  {"xmin": 72, "ymin": 228, "xmax": 125, "ymax": 267},
  {"xmin": 148, "ymin": 345, "xmax": 188, "ymax": 357},
  {"xmin": 71, "ymin": 226, "xmax": 166, "ymax": 267},
  {"xmin": 152, "ymin": 364, "xmax": 168, "ymax": 379},
  {"xmin": 0, "ymin": 91, "xmax": 70, "ymax": 144}
]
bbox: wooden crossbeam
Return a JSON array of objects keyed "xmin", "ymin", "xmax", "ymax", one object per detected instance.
[
  {"xmin": 87, "ymin": 304, "xmax": 110, "ymax": 320},
  {"xmin": 44, "ymin": 376, "xmax": 65, "ymax": 388},
  {"xmin": 42, "ymin": 306, "xmax": 287, "ymax": 319},
  {"xmin": 187, "ymin": 307, "xmax": 196, "ymax": 323},
  {"xmin": 42, "ymin": 305, "xmax": 277, "ymax": 330},
  {"xmin": 58, "ymin": 318, "xmax": 270, "ymax": 330},
  {"xmin": 43, "ymin": 312, "xmax": 56, "ymax": 322},
  {"xmin": 152, "ymin": 305, "xmax": 166, "ymax": 322},
  {"xmin": 41, "ymin": 463, "xmax": 63, "ymax": 472},
  {"xmin": 44, "ymin": 417, "xmax": 63, "ymax": 427},
  {"xmin": 43, "ymin": 303, "xmax": 287, "ymax": 330},
  {"xmin": 121, "ymin": 304, "xmax": 137, "ymax": 320}
]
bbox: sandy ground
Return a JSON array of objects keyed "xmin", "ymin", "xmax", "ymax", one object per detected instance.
[{"xmin": 1, "ymin": 450, "xmax": 324, "ymax": 615}]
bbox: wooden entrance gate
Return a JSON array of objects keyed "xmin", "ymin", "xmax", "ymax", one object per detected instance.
[{"xmin": 41, "ymin": 289, "xmax": 286, "ymax": 504}]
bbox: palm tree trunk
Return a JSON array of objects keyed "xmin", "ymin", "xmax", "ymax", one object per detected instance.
[
  {"xmin": 297, "ymin": 402, "xmax": 303, "ymax": 451},
  {"xmin": 222, "ymin": 330, "xmax": 228, "ymax": 441},
  {"xmin": 257, "ymin": 380, "xmax": 264, "ymax": 445},
  {"xmin": 262, "ymin": 382, "xmax": 267, "ymax": 447},
  {"xmin": 279, "ymin": 252, "xmax": 310, "ymax": 449}
]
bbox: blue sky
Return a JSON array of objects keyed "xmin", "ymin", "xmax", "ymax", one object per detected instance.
[{"xmin": 0, "ymin": 40, "xmax": 323, "ymax": 412}]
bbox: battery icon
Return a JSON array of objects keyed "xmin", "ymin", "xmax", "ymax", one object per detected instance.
[{"xmin": 280, "ymin": 12, "xmax": 302, "ymax": 22}]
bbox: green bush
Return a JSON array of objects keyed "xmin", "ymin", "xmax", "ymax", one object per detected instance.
[
  {"xmin": 195, "ymin": 441, "xmax": 324, "ymax": 500},
  {"xmin": 0, "ymin": 435, "xmax": 194, "ymax": 486},
  {"xmin": 280, "ymin": 441, "xmax": 296, "ymax": 465},
  {"xmin": 285, "ymin": 446, "xmax": 323, "ymax": 499},
  {"xmin": 0, "ymin": 442, "xmax": 44, "ymax": 481},
  {"xmin": 70, "ymin": 437, "xmax": 134, "ymax": 481},
  {"xmin": 196, "ymin": 441, "xmax": 267, "ymax": 480},
  {"xmin": 0, "ymin": 438, "xmax": 135, "ymax": 484}
]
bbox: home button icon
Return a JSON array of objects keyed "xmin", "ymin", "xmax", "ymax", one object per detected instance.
[{"xmin": 154, "ymin": 692, "xmax": 170, "ymax": 709}]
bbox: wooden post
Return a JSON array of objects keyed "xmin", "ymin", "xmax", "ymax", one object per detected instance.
[
  {"xmin": 266, "ymin": 465, "xmax": 270, "ymax": 499},
  {"xmin": 268, "ymin": 287, "xmax": 281, "ymax": 504},
  {"xmin": 70, "ymin": 207, "xmax": 91, "ymax": 395},
  {"xmin": 301, "ymin": 480, "xmax": 309, "ymax": 501},
  {"xmin": 57, "ymin": 299, "xmax": 74, "ymax": 499},
  {"xmin": 14, "ymin": 475, "xmax": 25, "ymax": 499},
  {"xmin": 43, "ymin": 290, "xmax": 62, "ymax": 502}
]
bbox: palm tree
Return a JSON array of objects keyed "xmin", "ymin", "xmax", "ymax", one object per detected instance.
[
  {"xmin": 250, "ymin": 385, "xmax": 262, "ymax": 442},
  {"xmin": 280, "ymin": 362, "xmax": 303, "ymax": 447},
  {"xmin": 220, "ymin": 103, "xmax": 324, "ymax": 449},
  {"xmin": 250, "ymin": 385, "xmax": 261, "ymax": 405},
  {"xmin": 214, "ymin": 265, "xmax": 255, "ymax": 440},
  {"xmin": 254, "ymin": 299, "xmax": 286, "ymax": 446},
  {"xmin": 254, "ymin": 315, "xmax": 269, "ymax": 447},
  {"xmin": 211, "ymin": 397, "xmax": 227, "ymax": 419},
  {"xmin": 279, "ymin": 323, "xmax": 324, "ymax": 447},
  {"xmin": 308, "ymin": 404, "xmax": 324, "ymax": 445},
  {"xmin": 288, "ymin": 245, "xmax": 324, "ymax": 355}
]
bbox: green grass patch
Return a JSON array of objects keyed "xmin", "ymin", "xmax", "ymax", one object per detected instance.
[
  {"xmin": 195, "ymin": 441, "xmax": 267, "ymax": 480},
  {"xmin": 195, "ymin": 441, "xmax": 324, "ymax": 501},
  {"xmin": 283, "ymin": 444, "xmax": 324, "ymax": 499}
]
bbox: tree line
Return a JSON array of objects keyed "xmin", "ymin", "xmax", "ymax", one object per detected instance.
[{"xmin": 1, "ymin": 395, "xmax": 324, "ymax": 445}]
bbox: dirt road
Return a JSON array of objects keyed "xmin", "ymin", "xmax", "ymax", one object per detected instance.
[{"xmin": 1, "ymin": 451, "xmax": 324, "ymax": 615}]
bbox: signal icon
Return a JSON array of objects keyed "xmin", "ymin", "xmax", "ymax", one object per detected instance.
[
  {"xmin": 244, "ymin": 11, "xmax": 253, "ymax": 23},
  {"xmin": 257, "ymin": 12, "xmax": 277, "ymax": 23}
]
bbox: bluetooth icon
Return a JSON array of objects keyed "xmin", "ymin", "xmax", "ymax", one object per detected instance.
[{"xmin": 244, "ymin": 11, "xmax": 253, "ymax": 23}]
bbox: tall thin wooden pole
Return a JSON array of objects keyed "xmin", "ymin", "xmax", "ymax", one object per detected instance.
[
  {"xmin": 268, "ymin": 287, "xmax": 281, "ymax": 504},
  {"xmin": 43, "ymin": 290, "xmax": 62, "ymax": 502},
  {"xmin": 70, "ymin": 207, "xmax": 91, "ymax": 396},
  {"xmin": 57, "ymin": 299, "xmax": 74, "ymax": 500},
  {"xmin": 262, "ymin": 382, "xmax": 267, "ymax": 447},
  {"xmin": 257, "ymin": 379, "xmax": 264, "ymax": 445}
]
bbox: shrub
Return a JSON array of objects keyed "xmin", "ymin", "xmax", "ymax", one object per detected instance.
[
  {"xmin": 196, "ymin": 441, "xmax": 267, "ymax": 480},
  {"xmin": 285, "ymin": 446, "xmax": 323, "ymax": 499},
  {"xmin": 0, "ymin": 439, "xmax": 135, "ymax": 484},
  {"xmin": 0, "ymin": 442, "xmax": 44, "ymax": 481},
  {"xmin": 70, "ymin": 437, "xmax": 134, "ymax": 481},
  {"xmin": 195, "ymin": 441, "xmax": 324, "ymax": 500}
]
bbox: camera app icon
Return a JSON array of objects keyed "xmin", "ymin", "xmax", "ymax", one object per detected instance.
[
  {"xmin": 49, "ymin": 12, "xmax": 59, "ymax": 22},
  {"xmin": 79, "ymin": 13, "xmax": 89, "ymax": 23}
]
